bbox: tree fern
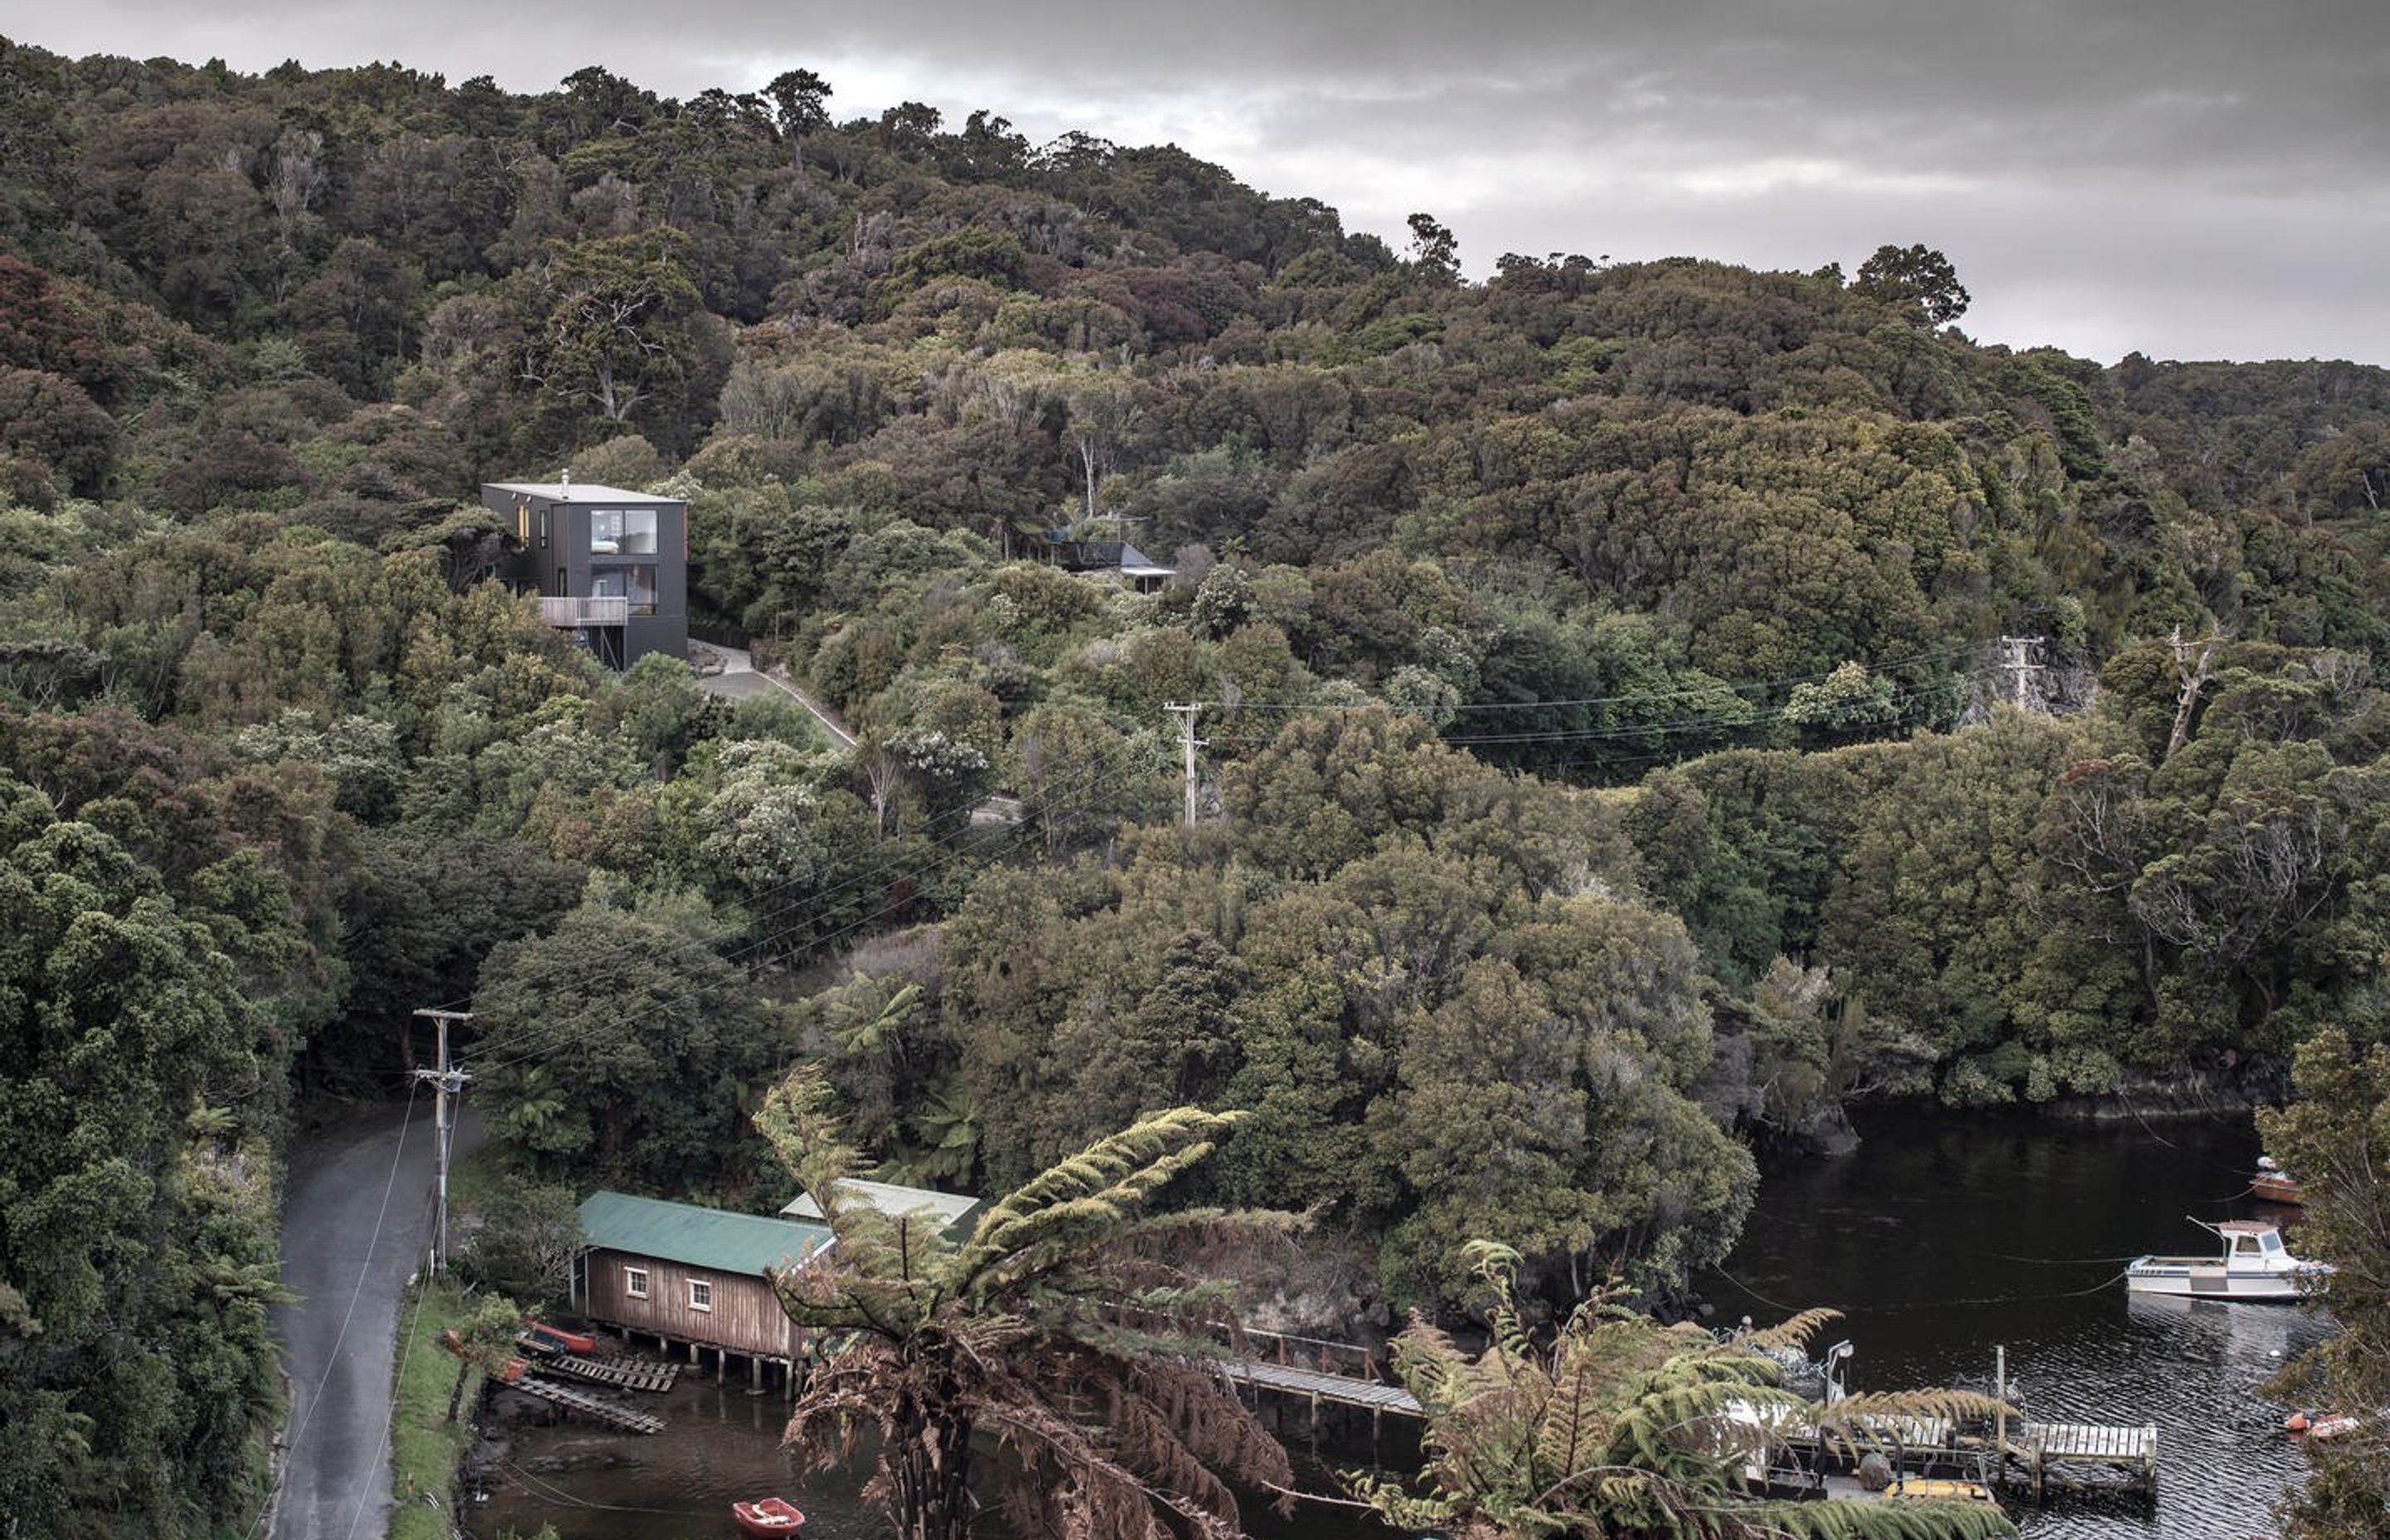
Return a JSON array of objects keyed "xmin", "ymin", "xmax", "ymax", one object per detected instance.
[
  {"xmin": 758, "ymin": 1069, "xmax": 1292, "ymax": 1540},
  {"xmin": 1350, "ymin": 1242, "xmax": 2018, "ymax": 1540}
]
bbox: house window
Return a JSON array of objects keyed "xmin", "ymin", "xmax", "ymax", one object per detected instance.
[
  {"xmin": 624, "ymin": 1265, "xmax": 650, "ymax": 1299},
  {"xmin": 589, "ymin": 509, "xmax": 659, "ymax": 555},
  {"xmin": 689, "ymin": 1279, "xmax": 713, "ymax": 1312},
  {"xmin": 538, "ymin": 506, "xmax": 549, "ymax": 548},
  {"xmin": 590, "ymin": 564, "xmax": 658, "ymax": 614}
]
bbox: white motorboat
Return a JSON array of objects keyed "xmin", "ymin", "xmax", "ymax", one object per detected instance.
[{"xmin": 2124, "ymin": 1219, "xmax": 2329, "ymax": 1302}]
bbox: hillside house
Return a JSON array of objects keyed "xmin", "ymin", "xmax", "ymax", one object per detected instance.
[
  {"xmin": 481, "ymin": 480, "xmax": 688, "ymax": 668},
  {"xmin": 1044, "ymin": 537, "xmax": 1175, "ymax": 594}
]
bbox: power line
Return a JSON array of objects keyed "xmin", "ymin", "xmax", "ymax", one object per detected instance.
[
  {"xmin": 498, "ymin": 666, "xmax": 1944, "ymax": 1074},
  {"xmin": 1213, "ymin": 644, "xmax": 1978, "ymax": 715},
  {"xmin": 244, "ymin": 1082, "xmax": 422, "ymax": 1540},
  {"xmin": 437, "ymin": 655, "xmax": 1975, "ymax": 1079},
  {"xmin": 405, "ymin": 730, "xmax": 1169, "ymax": 1019},
  {"xmin": 344, "ymin": 1267, "xmax": 440, "ymax": 1540},
  {"xmin": 1199, "ymin": 678, "xmax": 1965, "ymax": 754},
  {"xmin": 465, "ymin": 748, "xmax": 1172, "ymax": 1078},
  {"xmin": 401, "ymin": 725, "xmax": 1173, "ymax": 1050},
  {"xmin": 410, "ymin": 648, "xmax": 1973, "ymax": 1020}
]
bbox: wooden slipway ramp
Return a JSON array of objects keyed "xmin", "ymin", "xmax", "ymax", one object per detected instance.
[{"xmin": 509, "ymin": 1373, "xmax": 666, "ymax": 1434}]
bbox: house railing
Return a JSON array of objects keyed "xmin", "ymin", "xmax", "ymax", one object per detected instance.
[{"xmin": 539, "ymin": 596, "xmax": 631, "ymax": 627}]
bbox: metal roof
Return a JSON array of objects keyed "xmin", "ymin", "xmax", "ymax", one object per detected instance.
[
  {"xmin": 579, "ymin": 1191, "xmax": 833, "ymax": 1276},
  {"xmin": 780, "ymin": 1179, "xmax": 983, "ymax": 1232},
  {"xmin": 484, "ymin": 481, "xmax": 684, "ymax": 505}
]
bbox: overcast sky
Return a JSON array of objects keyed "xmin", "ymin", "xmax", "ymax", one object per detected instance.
[{"xmin": 7, "ymin": 1, "xmax": 2386, "ymax": 365}]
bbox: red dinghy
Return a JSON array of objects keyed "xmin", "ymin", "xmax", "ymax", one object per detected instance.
[
  {"xmin": 732, "ymin": 1498, "xmax": 806, "ymax": 1537},
  {"xmin": 519, "ymin": 1319, "xmax": 598, "ymax": 1356}
]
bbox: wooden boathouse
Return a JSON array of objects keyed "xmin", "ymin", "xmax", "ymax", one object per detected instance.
[{"xmin": 571, "ymin": 1191, "xmax": 831, "ymax": 1391}]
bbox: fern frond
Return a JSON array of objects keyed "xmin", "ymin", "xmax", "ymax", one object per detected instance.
[
  {"xmin": 949, "ymin": 1109, "xmax": 1242, "ymax": 1294},
  {"xmin": 1745, "ymin": 1494, "xmax": 2017, "ymax": 1538},
  {"xmin": 1742, "ymin": 1305, "xmax": 1843, "ymax": 1352}
]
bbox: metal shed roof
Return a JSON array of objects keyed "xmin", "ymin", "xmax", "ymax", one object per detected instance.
[
  {"xmin": 780, "ymin": 1179, "xmax": 983, "ymax": 1232},
  {"xmin": 579, "ymin": 1191, "xmax": 832, "ymax": 1276}
]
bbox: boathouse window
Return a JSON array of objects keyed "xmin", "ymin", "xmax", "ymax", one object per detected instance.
[
  {"xmin": 625, "ymin": 1266, "xmax": 650, "ymax": 1299},
  {"xmin": 689, "ymin": 1279, "xmax": 713, "ymax": 1312}
]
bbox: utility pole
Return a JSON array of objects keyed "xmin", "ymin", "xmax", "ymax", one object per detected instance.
[
  {"xmin": 1997, "ymin": 635, "xmax": 2046, "ymax": 711},
  {"xmin": 1163, "ymin": 703, "xmax": 1203, "ymax": 827},
  {"xmin": 412, "ymin": 1009, "xmax": 473, "ymax": 1277}
]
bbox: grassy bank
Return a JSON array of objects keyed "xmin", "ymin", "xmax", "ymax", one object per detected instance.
[{"xmin": 389, "ymin": 1278, "xmax": 483, "ymax": 1540}]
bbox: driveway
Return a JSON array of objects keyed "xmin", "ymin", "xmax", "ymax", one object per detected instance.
[
  {"xmin": 696, "ymin": 644, "xmax": 856, "ymax": 748},
  {"xmin": 270, "ymin": 1098, "xmax": 483, "ymax": 1540}
]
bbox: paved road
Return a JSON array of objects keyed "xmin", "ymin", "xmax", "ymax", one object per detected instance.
[
  {"xmin": 695, "ymin": 647, "xmax": 1027, "ymax": 825},
  {"xmin": 271, "ymin": 1099, "xmax": 483, "ymax": 1540},
  {"xmin": 697, "ymin": 645, "xmax": 856, "ymax": 748}
]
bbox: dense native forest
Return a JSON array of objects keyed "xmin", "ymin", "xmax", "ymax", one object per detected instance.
[{"xmin": 2, "ymin": 35, "xmax": 2388, "ymax": 1536}]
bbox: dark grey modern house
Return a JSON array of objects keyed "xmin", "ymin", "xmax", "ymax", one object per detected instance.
[{"xmin": 480, "ymin": 480, "xmax": 687, "ymax": 668}]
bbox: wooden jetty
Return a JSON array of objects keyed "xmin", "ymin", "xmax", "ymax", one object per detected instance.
[
  {"xmin": 2004, "ymin": 1420, "xmax": 2158, "ymax": 1498},
  {"xmin": 1215, "ymin": 1326, "xmax": 2154, "ymax": 1503},
  {"xmin": 540, "ymin": 1351, "xmax": 679, "ymax": 1394},
  {"xmin": 1213, "ymin": 1326, "xmax": 1422, "ymax": 1455},
  {"xmin": 507, "ymin": 1373, "xmax": 666, "ymax": 1434},
  {"xmin": 1225, "ymin": 1357, "xmax": 1422, "ymax": 1417}
]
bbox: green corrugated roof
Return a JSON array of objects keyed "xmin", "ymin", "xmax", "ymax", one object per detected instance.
[{"xmin": 579, "ymin": 1191, "xmax": 832, "ymax": 1276}]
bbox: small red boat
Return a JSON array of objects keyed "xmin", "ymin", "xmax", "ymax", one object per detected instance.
[
  {"xmin": 520, "ymin": 1319, "xmax": 598, "ymax": 1356},
  {"xmin": 2253, "ymin": 1156, "xmax": 2305, "ymax": 1206},
  {"xmin": 732, "ymin": 1498, "xmax": 806, "ymax": 1536}
]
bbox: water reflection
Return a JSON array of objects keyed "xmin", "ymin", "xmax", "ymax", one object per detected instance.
[
  {"xmin": 469, "ymin": 1377, "xmax": 1397, "ymax": 1540},
  {"xmin": 472, "ymin": 1375, "xmax": 871, "ymax": 1540}
]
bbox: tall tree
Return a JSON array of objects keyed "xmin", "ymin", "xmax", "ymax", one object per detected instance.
[
  {"xmin": 1851, "ymin": 244, "xmax": 1971, "ymax": 325},
  {"xmin": 513, "ymin": 229, "xmax": 719, "ymax": 445},
  {"xmin": 757, "ymin": 1070, "xmax": 1294, "ymax": 1540}
]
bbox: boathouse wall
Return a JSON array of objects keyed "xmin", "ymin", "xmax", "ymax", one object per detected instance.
[{"xmin": 580, "ymin": 1247, "xmax": 798, "ymax": 1360}]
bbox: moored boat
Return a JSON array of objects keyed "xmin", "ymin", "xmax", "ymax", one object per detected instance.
[
  {"xmin": 2252, "ymin": 1156, "xmax": 2304, "ymax": 1206},
  {"xmin": 732, "ymin": 1498, "xmax": 806, "ymax": 1536},
  {"xmin": 2124, "ymin": 1219, "xmax": 2329, "ymax": 1302}
]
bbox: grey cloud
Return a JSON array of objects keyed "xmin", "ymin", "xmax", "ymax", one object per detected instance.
[{"xmin": 2, "ymin": 0, "xmax": 2384, "ymax": 361}]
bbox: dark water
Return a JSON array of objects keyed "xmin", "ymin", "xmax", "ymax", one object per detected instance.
[
  {"xmin": 1703, "ymin": 1110, "xmax": 2334, "ymax": 1539},
  {"xmin": 473, "ymin": 1113, "xmax": 2329, "ymax": 1540},
  {"xmin": 467, "ymin": 1371, "xmax": 1396, "ymax": 1540}
]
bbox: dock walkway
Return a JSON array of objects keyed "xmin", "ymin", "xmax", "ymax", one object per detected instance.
[{"xmin": 1225, "ymin": 1359, "xmax": 1422, "ymax": 1416}]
